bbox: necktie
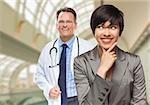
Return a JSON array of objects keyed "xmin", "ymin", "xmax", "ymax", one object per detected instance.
[{"xmin": 58, "ymin": 44, "xmax": 67, "ymax": 105}]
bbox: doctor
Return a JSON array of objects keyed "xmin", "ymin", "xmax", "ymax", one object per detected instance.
[{"xmin": 34, "ymin": 7, "xmax": 94, "ymax": 105}]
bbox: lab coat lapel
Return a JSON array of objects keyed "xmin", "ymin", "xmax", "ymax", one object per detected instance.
[
  {"xmin": 71, "ymin": 37, "xmax": 78, "ymax": 75},
  {"xmin": 50, "ymin": 39, "xmax": 60, "ymax": 85}
]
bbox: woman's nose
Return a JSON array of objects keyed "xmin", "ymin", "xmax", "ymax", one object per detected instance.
[{"xmin": 104, "ymin": 28, "xmax": 110, "ymax": 36}]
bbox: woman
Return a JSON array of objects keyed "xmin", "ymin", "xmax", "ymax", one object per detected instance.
[{"xmin": 74, "ymin": 5, "xmax": 148, "ymax": 105}]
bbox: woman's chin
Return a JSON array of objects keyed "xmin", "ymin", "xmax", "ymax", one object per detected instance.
[{"xmin": 102, "ymin": 46, "xmax": 110, "ymax": 50}]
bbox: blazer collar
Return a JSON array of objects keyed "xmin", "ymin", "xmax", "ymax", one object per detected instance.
[
  {"xmin": 112, "ymin": 47, "xmax": 128, "ymax": 84},
  {"xmin": 89, "ymin": 45, "xmax": 100, "ymax": 61},
  {"xmin": 109, "ymin": 47, "xmax": 128, "ymax": 104},
  {"xmin": 89, "ymin": 45, "xmax": 128, "ymax": 80},
  {"xmin": 89, "ymin": 45, "xmax": 126, "ymax": 61},
  {"xmin": 88, "ymin": 45, "xmax": 100, "ymax": 75}
]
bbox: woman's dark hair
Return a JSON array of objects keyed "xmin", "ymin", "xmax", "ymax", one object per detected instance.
[
  {"xmin": 90, "ymin": 5, "xmax": 124, "ymax": 36},
  {"xmin": 56, "ymin": 7, "xmax": 77, "ymax": 22}
]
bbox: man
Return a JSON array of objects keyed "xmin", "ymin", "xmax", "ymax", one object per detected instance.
[
  {"xmin": 34, "ymin": 7, "xmax": 94, "ymax": 105},
  {"xmin": 74, "ymin": 5, "xmax": 148, "ymax": 105}
]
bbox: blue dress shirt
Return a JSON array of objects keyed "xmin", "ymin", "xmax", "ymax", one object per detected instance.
[{"xmin": 58, "ymin": 36, "xmax": 77, "ymax": 98}]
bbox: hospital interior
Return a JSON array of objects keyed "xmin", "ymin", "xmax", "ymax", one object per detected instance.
[{"xmin": 0, "ymin": 0, "xmax": 150, "ymax": 105}]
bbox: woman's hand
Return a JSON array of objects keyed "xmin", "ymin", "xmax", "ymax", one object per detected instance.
[{"xmin": 97, "ymin": 42, "xmax": 117, "ymax": 79}]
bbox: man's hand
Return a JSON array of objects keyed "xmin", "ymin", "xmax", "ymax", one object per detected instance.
[{"xmin": 49, "ymin": 86, "xmax": 61, "ymax": 99}]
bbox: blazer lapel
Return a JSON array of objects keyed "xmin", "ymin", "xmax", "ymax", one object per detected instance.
[
  {"xmin": 112, "ymin": 47, "xmax": 128, "ymax": 86},
  {"xmin": 109, "ymin": 47, "xmax": 128, "ymax": 104},
  {"xmin": 88, "ymin": 46, "xmax": 100, "ymax": 76}
]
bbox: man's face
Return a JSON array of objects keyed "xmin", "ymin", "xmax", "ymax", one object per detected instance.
[
  {"xmin": 56, "ymin": 12, "xmax": 77, "ymax": 41},
  {"xmin": 95, "ymin": 21, "xmax": 120, "ymax": 50}
]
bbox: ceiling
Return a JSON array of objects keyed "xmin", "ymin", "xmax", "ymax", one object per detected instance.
[{"xmin": 3, "ymin": 0, "xmax": 150, "ymax": 51}]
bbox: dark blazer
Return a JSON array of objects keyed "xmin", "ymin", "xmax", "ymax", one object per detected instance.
[{"xmin": 74, "ymin": 46, "xmax": 148, "ymax": 105}]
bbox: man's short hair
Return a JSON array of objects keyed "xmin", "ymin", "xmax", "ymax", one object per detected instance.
[{"xmin": 56, "ymin": 7, "xmax": 77, "ymax": 22}]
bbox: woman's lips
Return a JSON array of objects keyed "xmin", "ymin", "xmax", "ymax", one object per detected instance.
[{"xmin": 101, "ymin": 38, "xmax": 113, "ymax": 43}]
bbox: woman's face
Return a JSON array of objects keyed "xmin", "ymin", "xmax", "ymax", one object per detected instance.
[{"xmin": 95, "ymin": 21, "xmax": 120, "ymax": 50}]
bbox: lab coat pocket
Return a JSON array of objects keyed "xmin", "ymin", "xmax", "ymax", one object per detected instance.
[{"xmin": 46, "ymin": 64, "xmax": 60, "ymax": 86}]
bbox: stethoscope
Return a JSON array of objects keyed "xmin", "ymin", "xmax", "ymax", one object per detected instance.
[{"xmin": 49, "ymin": 36, "xmax": 79, "ymax": 68}]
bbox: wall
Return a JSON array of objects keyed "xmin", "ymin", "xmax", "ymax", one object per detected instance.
[{"xmin": 135, "ymin": 25, "xmax": 150, "ymax": 104}]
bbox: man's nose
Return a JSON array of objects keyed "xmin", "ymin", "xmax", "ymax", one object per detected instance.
[{"xmin": 63, "ymin": 22, "xmax": 67, "ymax": 27}]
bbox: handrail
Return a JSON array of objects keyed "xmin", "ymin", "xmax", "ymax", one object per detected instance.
[{"xmin": 130, "ymin": 23, "xmax": 150, "ymax": 53}]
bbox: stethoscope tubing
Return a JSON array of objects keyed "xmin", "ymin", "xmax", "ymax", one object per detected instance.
[
  {"xmin": 48, "ymin": 37, "xmax": 79, "ymax": 85},
  {"xmin": 49, "ymin": 36, "xmax": 79, "ymax": 68}
]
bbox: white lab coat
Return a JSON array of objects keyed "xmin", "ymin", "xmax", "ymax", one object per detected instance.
[{"xmin": 34, "ymin": 37, "xmax": 95, "ymax": 105}]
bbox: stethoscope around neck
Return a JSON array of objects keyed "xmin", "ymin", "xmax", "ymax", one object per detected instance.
[{"xmin": 49, "ymin": 36, "xmax": 79, "ymax": 68}]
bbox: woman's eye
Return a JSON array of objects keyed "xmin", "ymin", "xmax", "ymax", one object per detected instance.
[
  {"xmin": 97, "ymin": 25, "xmax": 103, "ymax": 29},
  {"xmin": 110, "ymin": 26, "xmax": 117, "ymax": 30}
]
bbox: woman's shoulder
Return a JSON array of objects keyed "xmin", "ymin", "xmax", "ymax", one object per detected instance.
[
  {"xmin": 118, "ymin": 47, "xmax": 141, "ymax": 66},
  {"xmin": 75, "ymin": 46, "xmax": 97, "ymax": 60}
]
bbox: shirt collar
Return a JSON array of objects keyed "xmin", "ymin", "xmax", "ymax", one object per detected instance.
[{"xmin": 58, "ymin": 36, "xmax": 75, "ymax": 49}]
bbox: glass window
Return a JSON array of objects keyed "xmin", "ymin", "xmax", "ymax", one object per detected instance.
[{"xmin": 3, "ymin": 0, "xmax": 95, "ymax": 39}]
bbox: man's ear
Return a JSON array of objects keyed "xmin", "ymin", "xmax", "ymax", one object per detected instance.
[
  {"xmin": 75, "ymin": 22, "xmax": 77, "ymax": 29},
  {"xmin": 56, "ymin": 22, "xmax": 59, "ymax": 29}
]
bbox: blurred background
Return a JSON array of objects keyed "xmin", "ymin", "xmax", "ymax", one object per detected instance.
[{"xmin": 0, "ymin": 0, "xmax": 150, "ymax": 105}]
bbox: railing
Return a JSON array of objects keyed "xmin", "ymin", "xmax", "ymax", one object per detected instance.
[{"xmin": 0, "ymin": 89, "xmax": 46, "ymax": 105}]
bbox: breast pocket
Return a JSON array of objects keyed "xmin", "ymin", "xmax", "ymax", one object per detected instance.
[{"xmin": 45, "ymin": 64, "xmax": 60, "ymax": 85}]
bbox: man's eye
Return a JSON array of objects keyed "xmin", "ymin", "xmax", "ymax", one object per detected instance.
[
  {"xmin": 66, "ymin": 20, "xmax": 73, "ymax": 23},
  {"xmin": 58, "ymin": 21, "xmax": 64, "ymax": 23}
]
